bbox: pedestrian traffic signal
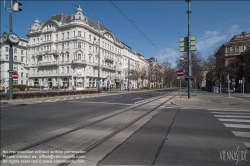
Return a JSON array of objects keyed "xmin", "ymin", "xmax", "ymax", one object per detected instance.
[{"xmin": 13, "ymin": 0, "xmax": 22, "ymax": 12}]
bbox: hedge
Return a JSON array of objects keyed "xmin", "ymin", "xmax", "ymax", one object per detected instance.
[{"xmin": 0, "ymin": 90, "xmax": 99, "ymax": 100}]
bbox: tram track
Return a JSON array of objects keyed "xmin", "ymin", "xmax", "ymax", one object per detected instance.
[
  {"xmin": 0, "ymin": 91, "xmax": 178, "ymax": 161},
  {"xmin": 57, "ymin": 91, "xmax": 181, "ymax": 166}
]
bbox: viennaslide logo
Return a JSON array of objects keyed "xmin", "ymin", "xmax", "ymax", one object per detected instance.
[{"xmin": 220, "ymin": 146, "xmax": 248, "ymax": 165}]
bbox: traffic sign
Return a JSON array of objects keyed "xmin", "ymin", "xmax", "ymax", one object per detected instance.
[
  {"xmin": 12, "ymin": 72, "xmax": 18, "ymax": 80},
  {"xmin": 177, "ymin": 70, "xmax": 184, "ymax": 77},
  {"xmin": 232, "ymin": 82, "xmax": 235, "ymax": 85}
]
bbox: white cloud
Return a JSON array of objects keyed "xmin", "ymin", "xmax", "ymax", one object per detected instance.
[
  {"xmin": 196, "ymin": 30, "xmax": 227, "ymax": 52},
  {"xmin": 155, "ymin": 47, "xmax": 180, "ymax": 68}
]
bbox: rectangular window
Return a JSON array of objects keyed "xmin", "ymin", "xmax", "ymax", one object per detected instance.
[
  {"xmin": 21, "ymin": 57, "xmax": 24, "ymax": 62},
  {"xmin": 62, "ymin": 55, "xmax": 64, "ymax": 62},
  {"xmin": 67, "ymin": 67, "xmax": 69, "ymax": 73},
  {"xmin": 67, "ymin": 32, "xmax": 69, "ymax": 39},
  {"xmin": 5, "ymin": 47, "xmax": 8, "ymax": 52},
  {"xmin": 21, "ymin": 80, "xmax": 23, "ymax": 85},
  {"xmin": 84, "ymin": 32, "xmax": 86, "ymax": 38},
  {"xmin": 26, "ymin": 73, "xmax": 28, "ymax": 78},
  {"xmin": 21, "ymin": 72, "xmax": 23, "ymax": 78},
  {"xmin": 33, "ymin": 39, "xmax": 35, "ymax": 44},
  {"xmin": 66, "ymin": 55, "xmax": 69, "ymax": 61},
  {"xmin": 62, "ymin": 43, "xmax": 64, "ymax": 50},
  {"xmin": 56, "ymin": 34, "xmax": 58, "ymax": 41},
  {"xmin": 62, "ymin": 33, "xmax": 64, "ymax": 40},
  {"xmin": 6, "ymin": 55, "xmax": 8, "ymax": 60},
  {"xmin": 89, "ymin": 35, "xmax": 91, "ymax": 41},
  {"xmin": 67, "ymin": 42, "xmax": 69, "ymax": 49},
  {"xmin": 78, "ymin": 42, "xmax": 81, "ymax": 48},
  {"xmin": 74, "ymin": 31, "xmax": 75, "ymax": 37},
  {"xmin": 78, "ymin": 54, "xmax": 81, "ymax": 60},
  {"xmin": 37, "ymin": 38, "xmax": 39, "ymax": 44},
  {"xmin": 21, "ymin": 50, "xmax": 23, "ymax": 55},
  {"xmin": 78, "ymin": 31, "xmax": 81, "ymax": 36},
  {"xmin": 14, "ymin": 56, "xmax": 17, "ymax": 60}
]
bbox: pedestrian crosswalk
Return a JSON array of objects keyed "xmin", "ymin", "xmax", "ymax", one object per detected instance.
[
  {"xmin": 211, "ymin": 111, "xmax": 250, "ymax": 149},
  {"xmin": 30, "ymin": 93, "xmax": 113, "ymax": 104}
]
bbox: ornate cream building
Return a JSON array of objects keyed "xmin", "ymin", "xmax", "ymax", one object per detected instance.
[
  {"xmin": 25, "ymin": 6, "xmax": 126, "ymax": 90},
  {"xmin": 21, "ymin": 5, "xmax": 157, "ymax": 90}
]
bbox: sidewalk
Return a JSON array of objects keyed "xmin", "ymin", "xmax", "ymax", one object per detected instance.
[{"xmin": 172, "ymin": 91, "xmax": 250, "ymax": 111}]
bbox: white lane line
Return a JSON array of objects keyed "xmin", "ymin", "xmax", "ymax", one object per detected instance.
[
  {"xmin": 80, "ymin": 101, "xmax": 133, "ymax": 106},
  {"xmin": 211, "ymin": 112, "xmax": 250, "ymax": 115},
  {"xmin": 208, "ymin": 109, "xmax": 250, "ymax": 112},
  {"xmin": 218, "ymin": 118, "xmax": 250, "ymax": 123},
  {"xmin": 231, "ymin": 131, "xmax": 250, "ymax": 138},
  {"xmin": 55, "ymin": 99, "xmax": 59, "ymax": 101},
  {"xmin": 63, "ymin": 98, "xmax": 67, "ymax": 100},
  {"xmin": 45, "ymin": 100, "xmax": 51, "ymax": 102},
  {"xmin": 215, "ymin": 115, "xmax": 250, "ymax": 118},
  {"xmin": 224, "ymin": 123, "xmax": 250, "ymax": 129},
  {"xmin": 76, "ymin": 97, "xmax": 79, "ymax": 99},
  {"xmin": 243, "ymin": 142, "xmax": 250, "ymax": 149},
  {"xmin": 81, "ymin": 96, "xmax": 85, "ymax": 98},
  {"xmin": 69, "ymin": 97, "xmax": 73, "ymax": 100}
]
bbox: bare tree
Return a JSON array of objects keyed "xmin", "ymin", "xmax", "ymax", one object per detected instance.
[{"xmin": 160, "ymin": 61, "xmax": 176, "ymax": 88}]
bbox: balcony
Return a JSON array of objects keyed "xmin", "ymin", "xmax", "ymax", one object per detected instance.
[
  {"xmin": 37, "ymin": 61, "xmax": 58, "ymax": 67},
  {"xmin": 72, "ymin": 60, "xmax": 87, "ymax": 65},
  {"xmin": 101, "ymin": 65, "xmax": 116, "ymax": 71},
  {"xmin": 90, "ymin": 62, "xmax": 98, "ymax": 67},
  {"xmin": 104, "ymin": 56, "xmax": 114, "ymax": 62}
]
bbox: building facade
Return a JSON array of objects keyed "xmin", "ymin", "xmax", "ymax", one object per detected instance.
[
  {"xmin": 26, "ymin": 6, "xmax": 126, "ymax": 90},
  {"xmin": 0, "ymin": 37, "xmax": 28, "ymax": 88}
]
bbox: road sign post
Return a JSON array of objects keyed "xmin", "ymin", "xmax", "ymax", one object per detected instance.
[
  {"xmin": 242, "ymin": 77, "xmax": 245, "ymax": 95},
  {"xmin": 227, "ymin": 74, "xmax": 230, "ymax": 97}
]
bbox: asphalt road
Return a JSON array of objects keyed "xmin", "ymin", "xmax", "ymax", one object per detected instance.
[
  {"xmin": 99, "ymin": 107, "xmax": 250, "ymax": 166},
  {"xmin": 1, "ymin": 89, "xmax": 176, "ymax": 148}
]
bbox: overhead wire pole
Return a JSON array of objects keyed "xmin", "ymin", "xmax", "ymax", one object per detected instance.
[
  {"xmin": 128, "ymin": 58, "xmax": 130, "ymax": 91},
  {"xmin": 8, "ymin": 0, "xmax": 14, "ymax": 99},
  {"xmin": 186, "ymin": 0, "xmax": 192, "ymax": 99}
]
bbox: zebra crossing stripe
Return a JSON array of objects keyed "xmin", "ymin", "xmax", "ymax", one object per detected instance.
[
  {"xmin": 211, "ymin": 112, "xmax": 250, "ymax": 115},
  {"xmin": 231, "ymin": 131, "xmax": 250, "ymax": 138},
  {"xmin": 218, "ymin": 118, "xmax": 250, "ymax": 123},
  {"xmin": 214, "ymin": 115, "xmax": 250, "ymax": 118},
  {"xmin": 223, "ymin": 123, "xmax": 250, "ymax": 129}
]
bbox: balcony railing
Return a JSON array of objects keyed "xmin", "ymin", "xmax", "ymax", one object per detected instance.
[
  {"xmin": 72, "ymin": 60, "xmax": 87, "ymax": 65},
  {"xmin": 101, "ymin": 65, "xmax": 116, "ymax": 71},
  {"xmin": 37, "ymin": 61, "xmax": 58, "ymax": 67},
  {"xmin": 104, "ymin": 56, "xmax": 114, "ymax": 62}
]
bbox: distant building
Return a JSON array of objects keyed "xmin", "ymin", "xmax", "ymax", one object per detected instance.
[
  {"xmin": 145, "ymin": 57, "xmax": 163, "ymax": 88},
  {"xmin": 214, "ymin": 31, "xmax": 250, "ymax": 90},
  {"xmin": 0, "ymin": 37, "xmax": 28, "ymax": 88}
]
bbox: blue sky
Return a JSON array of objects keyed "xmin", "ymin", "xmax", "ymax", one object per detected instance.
[{"xmin": 1, "ymin": 0, "xmax": 250, "ymax": 67}]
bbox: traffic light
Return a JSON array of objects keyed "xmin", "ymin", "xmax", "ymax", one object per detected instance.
[{"xmin": 13, "ymin": 0, "xmax": 22, "ymax": 12}]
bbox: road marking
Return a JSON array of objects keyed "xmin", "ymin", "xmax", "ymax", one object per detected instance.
[
  {"xmin": 224, "ymin": 123, "xmax": 250, "ymax": 129},
  {"xmin": 81, "ymin": 96, "xmax": 85, "ymax": 98},
  {"xmin": 218, "ymin": 118, "xmax": 250, "ymax": 123},
  {"xmin": 63, "ymin": 98, "xmax": 66, "ymax": 100},
  {"xmin": 46, "ymin": 100, "xmax": 51, "ymax": 102},
  {"xmin": 55, "ymin": 99, "xmax": 59, "ymax": 101},
  {"xmin": 79, "ymin": 101, "xmax": 133, "ymax": 106},
  {"xmin": 215, "ymin": 115, "xmax": 250, "ymax": 118},
  {"xmin": 231, "ymin": 131, "xmax": 250, "ymax": 138},
  {"xmin": 208, "ymin": 109, "xmax": 250, "ymax": 112},
  {"xmin": 76, "ymin": 97, "xmax": 79, "ymax": 99},
  {"xmin": 211, "ymin": 112, "xmax": 250, "ymax": 115}
]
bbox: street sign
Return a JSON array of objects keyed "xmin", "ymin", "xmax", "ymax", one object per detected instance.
[
  {"xmin": 242, "ymin": 77, "xmax": 245, "ymax": 84},
  {"xmin": 12, "ymin": 72, "xmax": 18, "ymax": 80},
  {"xmin": 177, "ymin": 76, "xmax": 184, "ymax": 80},
  {"xmin": 226, "ymin": 80, "xmax": 231, "ymax": 83},
  {"xmin": 239, "ymin": 80, "xmax": 242, "ymax": 84},
  {"xmin": 232, "ymin": 79, "xmax": 235, "ymax": 82},
  {"xmin": 185, "ymin": 76, "xmax": 194, "ymax": 80},
  {"xmin": 177, "ymin": 70, "xmax": 184, "ymax": 77},
  {"xmin": 232, "ymin": 82, "xmax": 235, "ymax": 85}
]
